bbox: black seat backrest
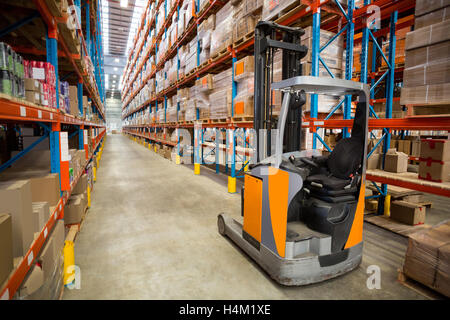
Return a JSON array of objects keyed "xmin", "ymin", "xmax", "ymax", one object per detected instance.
[{"xmin": 327, "ymin": 102, "xmax": 366, "ymax": 180}]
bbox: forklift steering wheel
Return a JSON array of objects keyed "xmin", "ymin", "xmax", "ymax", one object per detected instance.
[{"xmin": 300, "ymin": 157, "xmax": 319, "ymax": 168}]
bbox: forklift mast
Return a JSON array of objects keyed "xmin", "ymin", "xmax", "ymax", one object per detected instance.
[{"xmin": 253, "ymin": 21, "xmax": 308, "ymax": 162}]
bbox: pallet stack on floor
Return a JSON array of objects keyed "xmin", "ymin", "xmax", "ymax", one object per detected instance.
[{"xmin": 400, "ymin": 220, "xmax": 450, "ymax": 298}]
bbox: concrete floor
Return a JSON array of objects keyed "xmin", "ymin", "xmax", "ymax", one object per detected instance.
[{"xmin": 63, "ymin": 134, "xmax": 427, "ymax": 300}]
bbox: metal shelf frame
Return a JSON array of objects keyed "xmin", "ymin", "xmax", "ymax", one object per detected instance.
[{"xmin": 121, "ymin": 0, "xmax": 450, "ymax": 198}]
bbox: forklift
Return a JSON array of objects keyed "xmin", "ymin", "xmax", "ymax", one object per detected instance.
[{"xmin": 217, "ymin": 22, "xmax": 370, "ymax": 286}]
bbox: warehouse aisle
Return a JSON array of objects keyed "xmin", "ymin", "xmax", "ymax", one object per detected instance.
[{"xmin": 63, "ymin": 134, "xmax": 424, "ymax": 300}]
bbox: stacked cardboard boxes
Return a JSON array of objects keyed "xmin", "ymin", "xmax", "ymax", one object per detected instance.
[
  {"xmin": 210, "ymin": 2, "xmax": 235, "ymax": 57},
  {"xmin": 233, "ymin": 0, "xmax": 262, "ymax": 44},
  {"xmin": 0, "ymin": 213, "xmax": 13, "ymax": 288},
  {"xmin": 24, "ymin": 78, "xmax": 44, "ymax": 106},
  {"xmin": 232, "ymin": 56, "xmax": 254, "ymax": 118},
  {"xmin": 210, "ymin": 69, "xmax": 233, "ymax": 120},
  {"xmin": 17, "ymin": 220, "xmax": 65, "ymax": 300},
  {"xmin": 403, "ymin": 220, "xmax": 450, "ymax": 297},
  {"xmin": 419, "ymin": 139, "xmax": 450, "ymax": 182},
  {"xmin": 401, "ymin": 2, "xmax": 450, "ymax": 106}
]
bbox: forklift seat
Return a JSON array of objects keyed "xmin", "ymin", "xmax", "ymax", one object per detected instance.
[{"xmin": 305, "ymin": 101, "xmax": 366, "ymax": 201}]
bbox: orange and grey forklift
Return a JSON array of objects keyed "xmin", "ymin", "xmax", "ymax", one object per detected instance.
[{"xmin": 217, "ymin": 22, "xmax": 369, "ymax": 285}]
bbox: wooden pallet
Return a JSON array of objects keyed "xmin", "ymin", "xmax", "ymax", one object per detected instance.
[
  {"xmin": 397, "ymin": 268, "xmax": 446, "ymax": 300},
  {"xmin": 364, "ymin": 215, "xmax": 431, "ymax": 237},
  {"xmin": 368, "ymin": 184, "xmax": 422, "ymax": 199},
  {"xmin": 379, "ymin": 63, "xmax": 405, "ymax": 72},
  {"xmin": 406, "ymin": 104, "xmax": 450, "ymax": 117},
  {"xmin": 233, "ymin": 31, "xmax": 254, "ymax": 47},
  {"xmin": 210, "ymin": 45, "xmax": 230, "ymax": 62},
  {"xmin": 196, "ymin": 1, "xmax": 211, "ymax": 20},
  {"xmin": 185, "ymin": 68, "xmax": 196, "ymax": 79},
  {"xmin": 232, "ymin": 116, "xmax": 254, "ymax": 123},
  {"xmin": 57, "ymin": 22, "xmax": 81, "ymax": 55},
  {"xmin": 196, "ymin": 60, "xmax": 209, "ymax": 72},
  {"xmin": 211, "ymin": 118, "xmax": 227, "ymax": 124},
  {"xmin": 269, "ymin": 1, "xmax": 307, "ymax": 21}
]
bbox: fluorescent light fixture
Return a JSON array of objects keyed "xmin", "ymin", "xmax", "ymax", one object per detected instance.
[
  {"xmin": 101, "ymin": 0, "xmax": 109, "ymax": 55},
  {"xmin": 125, "ymin": 0, "xmax": 145, "ymax": 56},
  {"xmin": 120, "ymin": 0, "xmax": 128, "ymax": 8},
  {"xmin": 105, "ymin": 74, "xmax": 109, "ymax": 90}
]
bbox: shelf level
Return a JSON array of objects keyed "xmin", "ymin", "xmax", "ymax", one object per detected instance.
[
  {"xmin": 367, "ymin": 169, "xmax": 450, "ymax": 197},
  {"xmin": 0, "ymin": 130, "xmax": 106, "ymax": 300},
  {"xmin": 0, "ymin": 95, "xmax": 104, "ymax": 128}
]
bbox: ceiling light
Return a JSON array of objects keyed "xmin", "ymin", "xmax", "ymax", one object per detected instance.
[
  {"xmin": 113, "ymin": 75, "xmax": 117, "ymax": 78},
  {"xmin": 120, "ymin": 0, "xmax": 128, "ymax": 8},
  {"xmin": 114, "ymin": 67, "xmax": 118, "ymax": 71},
  {"xmin": 101, "ymin": 0, "xmax": 109, "ymax": 55},
  {"xmin": 115, "ymin": 58, "xmax": 120, "ymax": 63}
]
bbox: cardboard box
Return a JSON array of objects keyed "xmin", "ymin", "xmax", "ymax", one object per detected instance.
[
  {"xmin": 0, "ymin": 213, "xmax": 13, "ymax": 286},
  {"xmin": 19, "ymin": 264, "xmax": 44, "ymax": 297},
  {"xmin": 29, "ymin": 173, "xmax": 61, "ymax": 207},
  {"xmin": 32, "ymin": 202, "xmax": 49, "ymax": 233},
  {"xmin": 38, "ymin": 234, "xmax": 55, "ymax": 280},
  {"xmin": 415, "ymin": 6, "xmax": 450, "ymax": 29},
  {"xmin": 164, "ymin": 148, "xmax": 172, "ymax": 159},
  {"xmin": 404, "ymin": 220, "xmax": 450, "ymax": 297},
  {"xmin": 420, "ymin": 139, "xmax": 450, "ymax": 161},
  {"xmin": 25, "ymin": 91, "xmax": 41, "ymax": 104},
  {"xmin": 52, "ymin": 220, "xmax": 65, "ymax": 258},
  {"xmin": 418, "ymin": 160, "xmax": 450, "ymax": 182},
  {"xmin": 231, "ymin": 96, "xmax": 254, "ymax": 117},
  {"xmin": 415, "ymin": 0, "xmax": 450, "ymax": 17},
  {"xmin": 24, "ymin": 78, "xmax": 41, "ymax": 92},
  {"xmin": 365, "ymin": 199, "xmax": 378, "ymax": 212},
  {"xmin": 405, "ymin": 40, "xmax": 450, "ymax": 69},
  {"xmin": 367, "ymin": 153, "xmax": 381, "ymax": 170},
  {"xmin": 1, "ymin": 172, "xmax": 61, "ymax": 207},
  {"xmin": 0, "ymin": 180, "xmax": 34, "ymax": 257},
  {"xmin": 234, "ymin": 55, "xmax": 254, "ymax": 81},
  {"xmin": 64, "ymin": 196, "xmax": 84, "ymax": 224},
  {"xmin": 390, "ymin": 201, "xmax": 426, "ymax": 225},
  {"xmin": 397, "ymin": 139, "xmax": 412, "ymax": 155},
  {"xmin": 384, "ymin": 149, "xmax": 409, "ymax": 173},
  {"xmin": 411, "ymin": 139, "xmax": 421, "ymax": 157},
  {"xmin": 72, "ymin": 173, "xmax": 87, "ymax": 195},
  {"xmin": 71, "ymin": 193, "xmax": 87, "ymax": 212},
  {"xmin": 400, "ymin": 83, "xmax": 450, "ymax": 105},
  {"xmin": 403, "ymin": 59, "xmax": 450, "ymax": 87},
  {"xmin": 195, "ymin": 74, "xmax": 214, "ymax": 91},
  {"xmin": 436, "ymin": 243, "xmax": 450, "ymax": 297},
  {"xmin": 405, "ymin": 19, "xmax": 450, "ymax": 50}
]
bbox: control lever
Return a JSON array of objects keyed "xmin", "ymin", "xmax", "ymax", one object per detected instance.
[{"xmin": 300, "ymin": 157, "xmax": 319, "ymax": 168}]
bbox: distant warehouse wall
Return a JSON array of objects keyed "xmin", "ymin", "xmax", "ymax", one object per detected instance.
[{"xmin": 105, "ymin": 98, "xmax": 122, "ymax": 133}]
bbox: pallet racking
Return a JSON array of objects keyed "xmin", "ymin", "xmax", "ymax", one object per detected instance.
[
  {"xmin": 0, "ymin": 0, "xmax": 106, "ymax": 300},
  {"xmin": 121, "ymin": 1, "xmax": 450, "ymax": 202}
]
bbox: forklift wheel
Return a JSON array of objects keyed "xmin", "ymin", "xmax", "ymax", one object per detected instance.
[{"xmin": 217, "ymin": 214, "xmax": 226, "ymax": 236}]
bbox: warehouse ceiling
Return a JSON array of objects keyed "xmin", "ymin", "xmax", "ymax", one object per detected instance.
[{"xmin": 101, "ymin": 0, "xmax": 146, "ymax": 96}]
